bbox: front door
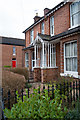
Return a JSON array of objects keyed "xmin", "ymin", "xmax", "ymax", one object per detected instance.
[{"xmin": 12, "ymin": 58, "xmax": 16, "ymax": 67}]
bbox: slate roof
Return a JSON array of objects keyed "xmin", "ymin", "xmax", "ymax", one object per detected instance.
[
  {"xmin": 38, "ymin": 33, "xmax": 51, "ymax": 41},
  {"xmin": 0, "ymin": 36, "xmax": 25, "ymax": 46},
  {"xmin": 23, "ymin": 1, "xmax": 67, "ymax": 33}
]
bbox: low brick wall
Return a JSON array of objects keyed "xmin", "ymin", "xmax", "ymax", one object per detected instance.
[
  {"xmin": 41, "ymin": 68, "xmax": 59, "ymax": 83},
  {"xmin": 34, "ymin": 68, "xmax": 41, "ymax": 82}
]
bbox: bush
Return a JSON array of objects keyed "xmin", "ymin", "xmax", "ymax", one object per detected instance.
[
  {"xmin": 65, "ymin": 100, "xmax": 80, "ymax": 120},
  {"xmin": 2, "ymin": 69, "xmax": 26, "ymax": 107},
  {"xmin": 4, "ymin": 88, "xmax": 67, "ymax": 119},
  {"xmin": 9, "ymin": 67, "xmax": 29, "ymax": 80}
]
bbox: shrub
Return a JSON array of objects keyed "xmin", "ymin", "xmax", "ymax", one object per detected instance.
[
  {"xmin": 9, "ymin": 67, "xmax": 29, "ymax": 80},
  {"xmin": 3, "ymin": 66, "xmax": 11, "ymax": 68},
  {"xmin": 4, "ymin": 88, "xmax": 67, "ymax": 119},
  {"xmin": 2, "ymin": 69, "xmax": 26, "ymax": 107},
  {"xmin": 65, "ymin": 100, "xmax": 80, "ymax": 120}
]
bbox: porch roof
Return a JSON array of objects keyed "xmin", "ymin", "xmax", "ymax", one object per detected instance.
[{"xmin": 51, "ymin": 25, "xmax": 80, "ymax": 41}]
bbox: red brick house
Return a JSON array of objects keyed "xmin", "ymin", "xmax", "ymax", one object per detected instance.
[
  {"xmin": 0, "ymin": 36, "xmax": 25, "ymax": 68},
  {"xmin": 23, "ymin": 0, "xmax": 80, "ymax": 82}
]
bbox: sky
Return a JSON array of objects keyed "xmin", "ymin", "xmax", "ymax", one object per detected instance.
[{"xmin": 0, "ymin": 0, "xmax": 63, "ymax": 39}]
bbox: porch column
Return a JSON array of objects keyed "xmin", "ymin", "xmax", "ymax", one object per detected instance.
[
  {"xmin": 48, "ymin": 43, "xmax": 49, "ymax": 67},
  {"xmin": 52, "ymin": 44, "xmax": 53, "ymax": 67},
  {"xmin": 42, "ymin": 42, "xmax": 44, "ymax": 67},
  {"xmin": 50, "ymin": 43, "xmax": 51, "ymax": 67},
  {"xmin": 35, "ymin": 45, "xmax": 37, "ymax": 67},
  {"xmin": 37, "ymin": 45, "xmax": 38, "ymax": 66}
]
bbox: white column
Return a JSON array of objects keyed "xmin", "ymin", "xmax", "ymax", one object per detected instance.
[
  {"xmin": 37, "ymin": 45, "xmax": 38, "ymax": 66},
  {"xmin": 42, "ymin": 42, "xmax": 44, "ymax": 67},
  {"xmin": 52, "ymin": 44, "xmax": 53, "ymax": 67},
  {"xmin": 35, "ymin": 45, "xmax": 36, "ymax": 67},
  {"xmin": 50, "ymin": 43, "xmax": 51, "ymax": 67},
  {"xmin": 48, "ymin": 43, "xmax": 49, "ymax": 67}
]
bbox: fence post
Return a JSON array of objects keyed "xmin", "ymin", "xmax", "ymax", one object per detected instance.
[
  {"xmin": 43, "ymin": 85, "xmax": 45, "ymax": 96},
  {"xmin": 38, "ymin": 86, "xmax": 40, "ymax": 94},
  {"xmin": 52, "ymin": 84, "xmax": 54, "ymax": 99},
  {"xmin": 28, "ymin": 88, "xmax": 29, "ymax": 98},
  {"xmin": 22, "ymin": 89, "xmax": 23, "ymax": 102},
  {"xmin": 15, "ymin": 89, "xmax": 17, "ymax": 103},
  {"xmin": 70, "ymin": 82, "xmax": 72, "ymax": 107},
  {"xmin": 8, "ymin": 90, "xmax": 10, "ymax": 109},
  {"xmin": 76, "ymin": 80, "xmax": 78, "ymax": 100},
  {"xmin": 73, "ymin": 81, "xmax": 75, "ymax": 108}
]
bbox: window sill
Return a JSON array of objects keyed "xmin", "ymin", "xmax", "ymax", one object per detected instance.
[
  {"xmin": 13, "ymin": 54, "xmax": 16, "ymax": 56},
  {"xmin": 60, "ymin": 71, "xmax": 78, "ymax": 78},
  {"xmin": 68, "ymin": 24, "xmax": 80, "ymax": 30}
]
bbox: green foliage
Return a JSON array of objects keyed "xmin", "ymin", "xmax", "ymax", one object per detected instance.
[
  {"xmin": 3, "ymin": 65, "xmax": 11, "ymax": 68},
  {"xmin": 25, "ymin": 82, "xmax": 32, "ymax": 88},
  {"xmin": 65, "ymin": 100, "xmax": 80, "ymax": 120},
  {"xmin": 4, "ymin": 88, "xmax": 67, "ymax": 119},
  {"xmin": 9, "ymin": 67, "xmax": 29, "ymax": 80}
]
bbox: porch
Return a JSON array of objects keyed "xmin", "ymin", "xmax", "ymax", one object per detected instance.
[{"xmin": 32, "ymin": 33, "xmax": 59, "ymax": 82}]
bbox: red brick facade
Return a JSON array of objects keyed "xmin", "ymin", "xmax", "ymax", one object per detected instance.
[
  {"xmin": 1, "ymin": 37, "xmax": 25, "ymax": 68},
  {"xmin": 23, "ymin": 1, "xmax": 80, "ymax": 82}
]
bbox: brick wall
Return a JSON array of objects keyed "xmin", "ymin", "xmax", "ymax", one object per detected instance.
[
  {"xmin": 41, "ymin": 68, "xmax": 59, "ymax": 82},
  {"xmin": 2, "ymin": 44, "xmax": 24, "ymax": 67},
  {"xmin": 34, "ymin": 68, "xmax": 41, "ymax": 82},
  {"xmin": 54, "ymin": 3, "xmax": 70, "ymax": 35}
]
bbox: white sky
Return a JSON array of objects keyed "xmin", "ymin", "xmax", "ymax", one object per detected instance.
[{"xmin": 0, "ymin": 0, "xmax": 63, "ymax": 39}]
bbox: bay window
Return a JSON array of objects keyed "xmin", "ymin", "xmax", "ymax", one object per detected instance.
[{"xmin": 65, "ymin": 41, "xmax": 77, "ymax": 72}]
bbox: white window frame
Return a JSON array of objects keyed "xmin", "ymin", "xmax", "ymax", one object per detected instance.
[
  {"xmin": 41, "ymin": 22, "xmax": 44, "ymax": 34},
  {"xmin": 70, "ymin": 2, "xmax": 80, "ymax": 28},
  {"xmin": 50, "ymin": 16, "xmax": 54, "ymax": 36},
  {"xmin": 51, "ymin": 45, "xmax": 56, "ymax": 67},
  {"xmin": 25, "ymin": 52, "xmax": 29, "ymax": 68},
  {"xmin": 13, "ymin": 46, "xmax": 16, "ymax": 55},
  {"xmin": 64, "ymin": 40, "xmax": 78, "ymax": 78},
  {"xmin": 32, "ymin": 51, "xmax": 35, "ymax": 70},
  {"xmin": 30, "ymin": 29, "xmax": 34, "ymax": 44}
]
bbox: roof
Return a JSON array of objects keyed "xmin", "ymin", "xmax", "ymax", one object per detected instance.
[
  {"xmin": 38, "ymin": 33, "xmax": 51, "ymax": 41},
  {"xmin": 23, "ymin": 25, "xmax": 80, "ymax": 50},
  {"xmin": 23, "ymin": 44, "xmax": 34, "ymax": 50},
  {"xmin": 0, "ymin": 36, "xmax": 25, "ymax": 46},
  {"xmin": 23, "ymin": 1, "xmax": 67, "ymax": 33},
  {"xmin": 51, "ymin": 25, "xmax": 80, "ymax": 41}
]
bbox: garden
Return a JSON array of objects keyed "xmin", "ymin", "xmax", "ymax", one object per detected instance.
[{"xmin": 2, "ymin": 67, "xmax": 80, "ymax": 119}]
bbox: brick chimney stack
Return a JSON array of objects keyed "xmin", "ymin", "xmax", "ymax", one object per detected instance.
[
  {"xmin": 44, "ymin": 8, "xmax": 50, "ymax": 16},
  {"xmin": 34, "ymin": 13, "xmax": 41, "ymax": 23}
]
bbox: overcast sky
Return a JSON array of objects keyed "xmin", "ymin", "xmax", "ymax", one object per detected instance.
[{"xmin": 0, "ymin": 0, "xmax": 63, "ymax": 39}]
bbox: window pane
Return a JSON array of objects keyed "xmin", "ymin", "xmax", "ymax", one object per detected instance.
[
  {"xmin": 13, "ymin": 47, "xmax": 16, "ymax": 55},
  {"xmin": 41, "ymin": 22, "xmax": 44, "ymax": 34},
  {"xmin": 74, "ymin": 58, "xmax": 77, "ymax": 72},
  {"xmin": 65, "ymin": 43, "xmax": 70, "ymax": 57},
  {"xmin": 73, "ymin": 42, "xmax": 77, "ymax": 56},
  {"xmin": 71, "ymin": 43, "xmax": 73, "ymax": 56}
]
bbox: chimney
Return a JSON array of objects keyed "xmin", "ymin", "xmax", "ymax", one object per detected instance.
[
  {"xmin": 34, "ymin": 13, "xmax": 41, "ymax": 23},
  {"xmin": 44, "ymin": 8, "xmax": 50, "ymax": 16}
]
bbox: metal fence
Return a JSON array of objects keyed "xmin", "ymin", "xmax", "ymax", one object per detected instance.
[{"xmin": 2, "ymin": 80, "xmax": 80, "ymax": 119}]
